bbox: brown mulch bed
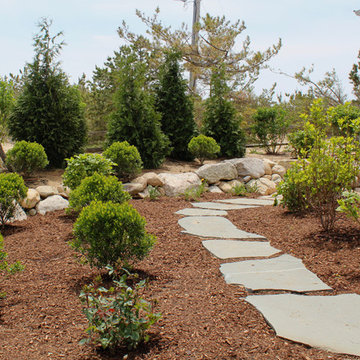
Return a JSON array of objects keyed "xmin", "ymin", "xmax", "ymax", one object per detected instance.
[{"xmin": 0, "ymin": 193, "xmax": 359, "ymax": 360}]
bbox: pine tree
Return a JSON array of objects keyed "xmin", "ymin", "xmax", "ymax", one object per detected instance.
[
  {"xmin": 202, "ymin": 67, "xmax": 246, "ymax": 158},
  {"xmin": 106, "ymin": 50, "xmax": 170, "ymax": 169},
  {"xmin": 8, "ymin": 18, "xmax": 86, "ymax": 167},
  {"xmin": 155, "ymin": 51, "xmax": 196, "ymax": 160}
]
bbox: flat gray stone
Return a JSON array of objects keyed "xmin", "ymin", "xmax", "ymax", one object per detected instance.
[
  {"xmin": 202, "ymin": 240, "xmax": 280, "ymax": 259},
  {"xmin": 246, "ymin": 294, "xmax": 360, "ymax": 356},
  {"xmin": 216, "ymin": 198, "xmax": 274, "ymax": 206},
  {"xmin": 220, "ymin": 254, "xmax": 332, "ymax": 292},
  {"xmin": 175, "ymin": 208, "xmax": 228, "ymax": 216},
  {"xmin": 178, "ymin": 216, "xmax": 265, "ymax": 239},
  {"xmin": 191, "ymin": 202, "xmax": 259, "ymax": 210}
]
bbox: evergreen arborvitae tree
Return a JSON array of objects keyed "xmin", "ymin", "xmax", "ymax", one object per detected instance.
[
  {"xmin": 202, "ymin": 67, "xmax": 246, "ymax": 158},
  {"xmin": 106, "ymin": 51, "xmax": 170, "ymax": 169},
  {"xmin": 155, "ymin": 51, "xmax": 196, "ymax": 160},
  {"xmin": 8, "ymin": 18, "xmax": 86, "ymax": 167}
]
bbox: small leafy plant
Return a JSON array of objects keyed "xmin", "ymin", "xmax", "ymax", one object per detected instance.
[
  {"xmin": 231, "ymin": 183, "xmax": 247, "ymax": 196},
  {"xmin": 0, "ymin": 234, "xmax": 24, "ymax": 298},
  {"xmin": 68, "ymin": 173, "xmax": 131, "ymax": 213},
  {"xmin": 6, "ymin": 140, "xmax": 49, "ymax": 176},
  {"xmin": 79, "ymin": 269, "xmax": 161, "ymax": 350},
  {"xmin": 103, "ymin": 141, "xmax": 143, "ymax": 181},
  {"xmin": 182, "ymin": 179, "xmax": 207, "ymax": 201},
  {"xmin": 0, "ymin": 173, "xmax": 27, "ymax": 227},
  {"xmin": 72, "ymin": 200, "xmax": 156, "ymax": 269},
  {"xmin": 187, "ymin": 135, "xmax": 220, "ymax": 165},
  {"xmin": 337, "ymin": 191, "xmax": 360, "ymax": 224},
  {"xmin": 62, "ymin": 153, "xmax": 115, "ymax": 190},
  {"xmin": 147, "ymin": 185, "xmax": 161, "ymax": 201}
]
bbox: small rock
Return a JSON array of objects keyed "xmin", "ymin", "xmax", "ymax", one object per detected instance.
[
  {"xmin": 243, "ymin": 176, "xmax": 252, "ymax": 183},
  {"xmin": 263, "ymin": 159, "xmax": 274, "ymax": 175},
  {"xmin": 131, "ymin": 176, "xmax": 148, "ymax": 189},
  {"xmin": 263, "ymin": 175, "xmax": 272, "ymax": 180},
  {"xmin": 9, "ymin": 202, "xmax": 27, "ymax": 222},
  {"xmin": 218, "ymin": 182, "xmax": 233, "ymax": 193},
  {"xmin": 208, "ymin": 185, "xmax": 223, "ymax": 193},
  {"xmin": 272, "ymin": 164, "xmax": 286, "ymax": 178},
  {"xmin": 271, "ymin": 174, "xmax": 282, "ymax": 185},
  {"xmin": 29, "ymin": 208, "xmax": 37, "ymax": 216},
  {"xmin": 21, "ymin": 189, "xmax": 40, "ymax": 209},
  {"xmin": 123, "ymin": 183, "xmax": 145, "ymax": 196},
  {"xmin": 140, "ymin": 172, "xmax": 164, "ymax": 187}
]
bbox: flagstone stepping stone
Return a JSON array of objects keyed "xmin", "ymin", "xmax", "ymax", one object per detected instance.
[
  {"xmin": 191, "ymin": 202, "xmax": 259, "ymax": 210},
  {"xmin": 202, "ymin": 239, "xmax": 280, "ymax": 259},
  {"xmin": 175, "ymin": 208, "xmax": 228, "ymax": 216},
  {"xmin": 178, "ymin": 216, "xmax": 265, "ymax": 239},
  {"xmin": 220, "ymin": 254, "xmax": 332, "ymax": 292},
  {"xmin": 216, "ymin": 198, "xmax": 274, "ymax": 206},
  {"xmin": 246, "ymin": 294, "xmax": 360, "ymax": 356}
]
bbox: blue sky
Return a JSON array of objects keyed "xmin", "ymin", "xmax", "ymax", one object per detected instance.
[{"xmin": 1, "ymin": 0, "xmax": 359, "ymax": 98}]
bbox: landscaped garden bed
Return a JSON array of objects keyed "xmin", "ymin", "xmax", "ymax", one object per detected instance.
[{"xmin": 1, "ymin": 192, "xmax": 359, "ymax": 359}]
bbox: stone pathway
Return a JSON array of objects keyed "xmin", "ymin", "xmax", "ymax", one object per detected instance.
[{"xmin": 175, "ymin": 197, "xmax": 360, "ymax": 357}]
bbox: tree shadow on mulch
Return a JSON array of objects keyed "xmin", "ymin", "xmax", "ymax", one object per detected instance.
[{"xmin": 1, "ymin": 223, "xmax": 27, "ymax": 236}]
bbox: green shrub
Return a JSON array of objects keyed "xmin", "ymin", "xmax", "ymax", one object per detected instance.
[
  {"xmin": 68, "ymin": 173, "xmax": 131, "ymax": 213},
  {"xmin": 337, "ymin": 190, "xmax": 360, "ymax": 224},
  {"xmin": 252, "ymin": 106, "xmax": 290, "ymax": 154},
  {"xmin": 277, "ymin": 161, "xmax": 308, "ymax": 212},
  {"xmin": 72, "ymin": 201, "xmax": 156, "ymax": 269},
  {"xmin": 0, "ymin": 173, "xmax": 27, "ymax": 227},
  {"xmin": 62, "ymin": 153, "xmax": 115, "ymax": 190},
  {"xmin": 147, "ymin": 185, "xmax": 161, "ymax": 201},
  {"xmin": 188, "ymin": 135, "xmax": 220, "ymax": 165},
  {"xmin": 6, "ymin": 140, "xmax": 49, "ymax": 176},
  {"xmin": 103, "ymin": 141, "xmax": 142, "ymax": 181},
  {"xmin": 79, "ymin": 270, "xmax": 161, "ymax": 350},
  {"xmin": 288, "ymin": 124, "xmax": 316, "ymax": 158}
]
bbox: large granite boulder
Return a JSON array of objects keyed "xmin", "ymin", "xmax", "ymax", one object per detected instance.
[
  {"xmin": 36, "ymin": 195, "xmax": 69, "ymax": 215},
  {"xmin": 21, "ymin": 189, "xmax": 40, "ymax": 209},
  {"xmin": 196, "ymin": 162, "xmax": 237, "ymax": 184},
  {"xmin": 123, "ymin": 182, "xmax": 146, "ymax": 196},
  {"xmin": 140, "ymin": 172, "xmax": 164, "ymax": 187},
  {"xmin": 226, "ymin": 158, "xmax": 265, "ymax": 179},
  {"xmin": 158, "ymin": 172, "xmax": 201, "ymax": 196}
]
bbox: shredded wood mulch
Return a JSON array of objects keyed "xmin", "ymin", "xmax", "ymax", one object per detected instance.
[{"xmin": 0, "ymin": 193, "xmax": 359, "ymax": 360}]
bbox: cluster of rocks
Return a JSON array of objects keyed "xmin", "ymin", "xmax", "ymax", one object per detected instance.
[
  {"xmin": 13, "ymin": 185, "xmax": 70, "ymax": 222},
  {"xmin": 125, "ymin": 157, "xmax": 288, "ymax": 198}
]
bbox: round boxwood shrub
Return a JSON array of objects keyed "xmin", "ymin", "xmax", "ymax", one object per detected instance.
[
  {"xmin": 6, "ymin": 140, "xmax": 49, "ymax": 176},
  {"xmin": 62, "ymin": 153, "xmax": 115, "ymax": 190},
  {"xmin": 0, "ymin": 173, "xmax": 27, "ymax": 227},
  {"xmin": 68, "ymin": 173, "xmax": 131, "ymax": 213},
  {"xmin": 103, "ymin": 141, "xmax": 143, "ymax": 181},
  {"xmin": 72, "ymin": 200, "xmax": 156, "ymax": 269},
  {"xmin": 188, "ymin": 135, "xmax": 220, "ymax": 165}
]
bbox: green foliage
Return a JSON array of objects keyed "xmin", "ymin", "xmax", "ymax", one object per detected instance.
[
  {"xmin": 68, "ymin": 173, "xmax": 131, "ymax": 213},
  {"xmin": 155, "ymin": 51, "xmax": 196, "ymax": 160},
  {"xmin": 79, "ymin": 269, "xmax": 161, "ymax": 350},
  {"xmin": 6, "ymin": 140, "xmax": 49, "ymax": 176},
  {"xmin": 202, "ymin": 67, "xmax": 246, "ymax": 158},
  {"xmin": 182, "ymin": 180, "xmax": 207, "ymax": 201},
  {"xmin": 349, "ymin": 50, "xmax": 360, "ymax": 105},
  {"xmin": 279, "ymin": 99, "xmax": 360, "ymax": 230},
  {"xmin": 187, "ymin": 135, "xmax": 220, "ymax": 165},
  {"xmin": 277, "ymin": 161, "xmax": 308, "ymax": 212},
  {"xmin": 147, "ymin": 185, "xmax": 161, "ymax": 201},
  {"xmin": 328, "ymin": 103, "xmax": 360, "ymax": 138},
  {"xmin": 288, "ymin": 123, "xmax": 316, "ymax": 158},
  {"xmin": 62, "ymin": 153, "xmax": 115, "ymax": 190},
  {"xmin": 72, "ymin": 201, "xmax": 156, "ymax": 269},
  {"xmin": 0, "ymin": 79, "xmax": 15, "ymax": 141},
  {"xmin": 231, "ymin": 183, "xmax": 248, "ymax": 197},
  {"xmin": 0, "ymin": 234, "xmax": 24, "ymax": 298},
  {"xmin": 0, "ymin": 173, "xmax": 27, "ymax": 227},
  {"xmin": 337, "ymin": 191, "xmax": 360, "ymax": 224},
  {"xmin": 8, "ymin": 18, "xmax": 86, "ymax": 167},
  {"xmin": 252, "ymin": 106, "xmax": 290, "ymax": 154},
  {"xmin": 106, "ymin": 49, "xmax": 170, "ymax": 169},
  {"xmin": 103, "ymin": 141, "xmax": 142, "ymax": 181}
]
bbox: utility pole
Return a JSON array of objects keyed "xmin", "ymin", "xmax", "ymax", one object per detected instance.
[{"xmin": 189, "ymin": 0, "xmax": 201, "ymax": 93}]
